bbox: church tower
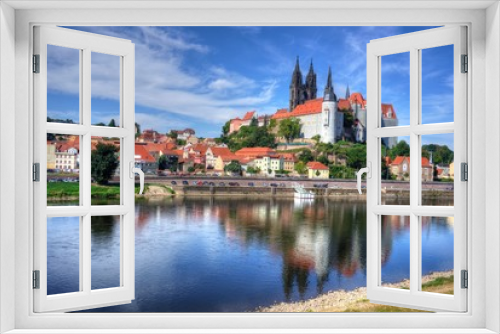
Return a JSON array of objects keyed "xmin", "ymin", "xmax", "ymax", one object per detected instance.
[
  {"xmin": 345, "ymin": 83, "xmax": 351, "ymax": 99},
  {"xmin": 322, "ymin": 67, "xmax": 342, "ymax": 143},
  {"xmin": 289, "ymin": 57, "xmax": 305, "ymax": 112},
  {"xmin": 305, "ymin": 60, "xmax": 317, "ymax": 100}
]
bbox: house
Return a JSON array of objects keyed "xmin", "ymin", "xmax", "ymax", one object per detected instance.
[
  {"xmin": 189, "ymin": 144, "xmax": 209, "ymax": 165},
  {"xmin": 254, "ymin": 155, "xmax": 283, "ymax": 175},
  {"xmin": 174, "ymin": 128, "xmax": 195, "ymax": 141},
  {"xmin": 206, "ymin": 146, "xmax": 232, "ymax": 169},
  {"xmin": 307, "ymin": 161, "xmax": 329, "ymax": 179},
  {"xmin": 281, "ymin": 153, "xmax": 297, "ymax": 173},
  {"xmin": 390, "ymin": 156, "xmax": 433, "ymax": 181},
  {"xmin": 134, "ymin": 143, "xmax": 158, "ymax": 175}
]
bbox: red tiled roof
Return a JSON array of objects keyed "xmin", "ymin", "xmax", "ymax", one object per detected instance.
[
  {"xmin": 210, "ymin": 147, "xmax": 232, "ymax": 157},
  {"xmin": 235, "ymin": 147, "xmax": 276, "ymax": 157},
  {"xmin": 242, "ymin": 111, "xmax": 256, "ymax": 121},
  {"xmin": 391, "ymin": 156, "xmax": 432, "ymax": 167},
  {"xmin": 271, "ymin": 98, "xmax": 323, "ymax": 119},
  {"xmin": 306, "ymin": 161, "xmax": 329, "ymax": 170},
  {"xmin": 349, "ymin": 92, "xmax": 367, "ymax": 107},
  {"xmin": 135, "ymin": 144, "xmax": 156, "ymax": 163},
  {"xmin": 337, "ymin": 99, "xmax": 352, "ymax": 110},
  {"xmin": 191, "ymin": 144, "xmax": 208, "ymax": 155},
  {"xmin": 220, "ymin": 154, "xmax": 239, "ymax": 162},
  {"xmin": 382, "ymin": 103, "xmax": 397, "ymax": 119}
]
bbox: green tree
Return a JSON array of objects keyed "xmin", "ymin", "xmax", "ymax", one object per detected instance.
[
  {"xmin": 269, "ymin": 119, "xmax": 277, "ymax": 129},
  {"xmin": 246, "ymin": 166, "xmax": 261, "ymax": 174},
  {"xmin": 422, "ymin": 144, "xmax": 454, "ymax": 165},
  {"xmin": 91, "ymin": 143, "xmax": 119, "ymax": 185},
  {"xmin": 108, "ymin": 119, "xmax": 116, "ymax": 127},
  {"xmin": 278, "ymin": 117, "xmax": 301, "ymax": 142},
  {"xmin": 298, "ymin": 149, "xmax": 314, "ymax": 163},
  {"xmin": 168, "ymin": 130, "xmax": 178, "ymax": 139},
  {"xmin": 389, "ymin": 140, "xmax": 410, "ymax": 159},
  {"xmin": 224, "ymin": 160, "xmax": 242, "ymax": 175},
  {"xmin": 317, "ymin": 154, "xmax": 329, "ymax": 166},
  {"xmin": 222, "ymin": 120, "xmax": 231, "ymax": 137},
  {"xmin": 294, "ymin": 161, "xmax": 308, "ymax": 175},
  {"xmin": 344, "ymin": 111, "xmax": 354, "ymax": 128},
  {"xmin": 177, "ymin": 139, "xmax": 186, "ymax": 146},
  {"xmin": 227, "ymin": 124, "xmax": 276, "ymax": 151},
  {"xmin": 187, "ymin": 166, "xmax": 195, "ymax": 173},
  {"xmin": 135, "ymin": 122, "xmax": 141, "ymax": 138},
  {"xmin": 346, "ymin": 144, "xmax": 367, "ymax": 170}
]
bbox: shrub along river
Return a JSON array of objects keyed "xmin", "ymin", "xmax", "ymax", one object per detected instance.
[{"xmin": 46, "ymin": 197, "xmax": 454, "ymax": 312}]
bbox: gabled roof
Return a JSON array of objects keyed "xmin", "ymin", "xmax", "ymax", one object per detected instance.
[
  {"xmin": 391, "ymin": 156, "xmax": 432, "ymax": 167},
  {"xmin": 135, "ymin": 144, "xmax": 156, "ymax": 163},
  {"xmin": 382, "ymin": 103, "xmax": 397, "ymax": 119},
  {"xmin": 271, "ymin": 98, "xmax": 323, "ymax": 119},
  {"xmin": 242, "ymin": 111, "xmax": 256, "ymax": 121},
  {"xmin": 191, "ymin": 144, "xmax": 208, "ymax": 155},
  {"xmin": 306, "ymin": 161, "xmax": 329, "ymax": 170},
  {"xmin": 209, "ymin": 147, "xmax": 232, "ymax": 157}
]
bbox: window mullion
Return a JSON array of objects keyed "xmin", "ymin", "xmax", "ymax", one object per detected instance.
[{"xmin": 409, "ymin": 47, "xmax": 420, "ymax": 294}]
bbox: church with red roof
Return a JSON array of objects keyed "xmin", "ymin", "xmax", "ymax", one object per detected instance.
[{"xmin": 229, "ymin": 57, "xmax": 399, "ymax": 147}]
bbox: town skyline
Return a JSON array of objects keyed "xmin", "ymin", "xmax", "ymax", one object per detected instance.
[{"xmin": 46, "ymin": 26, "xmax": 454, "ymax": 148}]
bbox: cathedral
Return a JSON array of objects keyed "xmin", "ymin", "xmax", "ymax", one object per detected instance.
[{"xmin": 229, "ymin": 57, "xmax": 399, "ymax": 146}]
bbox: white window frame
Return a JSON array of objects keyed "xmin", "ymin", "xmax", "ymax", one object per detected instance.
[
  {"xmin": 366, "ymin": 26, "xmax": 467, "ymax": 312},
  {"xmin": 0, "ymin": 2, "xmax": 498, "ymax": 334},
  {"xmin": 33, "ymin": 25, "xmax": 136, "ymax": 313}
]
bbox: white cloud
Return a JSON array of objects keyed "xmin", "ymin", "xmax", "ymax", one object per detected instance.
[{"xmin": 47, "ymin": 27, "xmax": 277, "ymax": 127}]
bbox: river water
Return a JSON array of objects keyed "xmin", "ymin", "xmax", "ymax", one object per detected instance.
[{"xmin": 46, "ymin": 197, "xmax": 454, "ymax": 312}]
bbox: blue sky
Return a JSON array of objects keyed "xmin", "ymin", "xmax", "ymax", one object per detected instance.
[{"xmin": 47, "ymin": 26, "xmax": 454, "ymax": 148}]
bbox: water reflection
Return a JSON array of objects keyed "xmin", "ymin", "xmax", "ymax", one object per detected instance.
[{"xmin": 65, "ymin": 197, "xmax": 454, "ymax": 312}]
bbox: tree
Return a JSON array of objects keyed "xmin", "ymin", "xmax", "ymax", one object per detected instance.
[
  {"xmin": 343, "ymin": 111, "xmax": 354, "ymax": 128},
  {"xmin": 298, "ymin": 149, "xmax": 314, "ymax": 163},
  {"xmin": 317, "ymin": 154, "xmax": 329, "ymax": 166},
  {"xmin": 246, "ymin": 166, "xmax": 261, "ymax": 174},
  {"xmin": 311, "ymin": 134, "xmax": 321, "ymax": 149},
  {"xmin": 422, "ymin": 144, "xmax": 454, "ymax": 165},
  {"xmin": 168, "ymin": 130, "xmax": 178, "ymax": 139},
  {"xmin": 346, "ymin": 144, "xmax": 366, "ymax": 170},
  {"xmin": 108, "ymin": 119, "xmax": 116, "ymax": 127},
  {"xmin": 389, "ymin": 140, "xmax": 410, "ymax": 159},
  {"xmin": 187, "ymin": 166, "xmax": 195, "ymax": 173},
  {"xmin": 278, "ymin": 117, "xmax": 301, "ymax": 142},
  {"xmin": 224, "ymin": 160, "xmax": 242, "ymax": 175},
  {"xmin": 269, "ymin": 119, "xmax": 277, "ymax": 129},
  {"xmin": 227, "ymin": 124, "xmax": 276, "ymax": 151},
  {"xmin": 177, "ymin": 139, "xmax": 186, "ymax": 146},
  {"xmin": 294, "ymin": 161, "xmax": 308, "ymax": 175},
  {"xmin": 222, "ymin": 120, "xmax": 231, "ymax": 137},
  {"xmin": 91, "ymin": 143, "xmax": 119, "ymax": 185},
  {"xmin": 135, "ymin": 122, "xmax": 141, "ymax": 138}
]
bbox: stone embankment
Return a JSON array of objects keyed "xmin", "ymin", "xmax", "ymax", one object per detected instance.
[{"xmin": 256, "ymin": 270, "xmax": 453, "ymax": 312}]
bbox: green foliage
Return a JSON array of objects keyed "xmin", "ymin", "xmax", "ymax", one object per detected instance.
[
  {"xmin": 346, "ymin": 144, "xmax": 366, "ymax": 170},
  {"xmin": 246, "ymin": 166, "xmax": 261, "ymax": 174},
  {"xmin": 47, "ymin": 117, "xmax": 75, "ymax": 124},
  {"xmin": 269, "ymin": 119, "xmax": 277, "ymax": 129},
  {"xmin": 177, "ymin": 139, "xmax": 186, "ymax": 146},
  {"xmin": 315, "ymin": 170, "xmax": 321, "ymax": 177},
  {"xmin": 294, "ymin": 161, "xmax": 308, "ymax": 175},
  {"xmin": 298, "ymin": 149, "xmax": 314, "ymax": 163},
  {"xmin": 222, "ymin": 120, "xmax": 231, "ymax": 137},
  {"xmin": 344, "ymin": 111, "xmax": 354, "ymax": 128},
  {"xmin": 275, "ymin": 169, "xmax": 290, "ymax": 175},
  {"xmin": 317, "ymin": 154, "xmax": 329, "ymax": 165},
  {"xmin": 226, "ymin": 123, "xmax": 276, "ymax": 151},
  {"xmin": 388, "ymin": 140, "xmax": 410, "ymax": 159},
  {"xmin": 224, "ymin": 160, "xmax": 242, "ymax": 175},
  {"xmin": 94, "ymin": 122, "xmax": 106, "ymax": 126},
  {"xmin": 329, "ymin": 165, "xmax": 356, "ymax": 179},
  {"xmin": 187, "ymin": 166, "xmax": 195, "ymax": 173},
  {"xmin": 278, "ymin": 117, "xmax": 301, "ymax": 142},
  {"xmin": 168, "ymin": 130, "xmax": 178, "ymax": 139},
  {"xmin": 108, "ymin": 119, "xmax": 116, "ymax": 127},
  {"xmin": 422, "ymin": 144, "xmax": 454, "ymax": 165},
  {"xmin": 135, "ymin": 122, "xmax": 141, "ymax": 135},
  {"xmin": 91, "ymin": 143, "xmax": 119, "ymax": 185}
]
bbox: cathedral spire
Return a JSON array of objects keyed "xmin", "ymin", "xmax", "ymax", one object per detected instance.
[
  {"xmin": 305, "ymin": 58, "xmax": 317, "ymax": 100},
  {"xmin": 323, "ymin": 66, "xmax": 337, "ymax": 102},
  {"xmin": 345, "ymin": 83, "xmax": 351, "ymax": 99},
  {"xmin": 289, "ymin": 56, "xmax": 305, "ymax": 111}
]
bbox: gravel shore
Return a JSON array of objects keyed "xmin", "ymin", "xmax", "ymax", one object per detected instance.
[{"xmin": 256, "ymin": 270, "xmax": 453, "ymax": 312}]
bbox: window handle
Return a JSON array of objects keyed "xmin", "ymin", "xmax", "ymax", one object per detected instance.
[
  {"xmin": 130, "ymin": 161, "xmax": 145, "ymax": 195},
  {"xmin": 356, "ymin": 162, "xmax": 371, "ymax": 194}
]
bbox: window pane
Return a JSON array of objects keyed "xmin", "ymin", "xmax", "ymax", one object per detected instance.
[
  {"xmin": 91, "ymin": 215, "xmax": 121, "ymax": 290},
  {"xmin": 91, "ymin": 52, "xmax": 121, "ymax": 127},
  {"xmin": 91, "ymin": 137, "xmax": 120, "ymax": 205},
  {"xmin": 381, "ymin": 215, "xmax": 410, "ymax": 289},
  {"xmin": 421, "ymin": 133, "xmax": 454, "ymax": 206},
  {"xmin": 47, "ymin": 216, "xmax": 80, "ymax": 295},
  {"xmin": 47, "ymin": 45, "xmax": 80, "ymax": 124},
  {"xmin": 381, "ymin": 52, "xmax": 408, "ymax": 127},
  {"xmin": 381, "ymin": 136, "xmax": 410, "ymax": 205},
  {"xmin": 47, "ymin": 134, "xmax": 80, "ymax": 206},
  {"xmin": 421, "ymin": 216, "xmax": 454, "ymax": 295},
  {"xmin": 421, "ymin": 45, "xmax": 454, "ymax": 124}
]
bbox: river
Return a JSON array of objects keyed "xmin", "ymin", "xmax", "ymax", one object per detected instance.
[{"xmin": 46, "ymin": 197, "xmax": 454, "ymax": 312}]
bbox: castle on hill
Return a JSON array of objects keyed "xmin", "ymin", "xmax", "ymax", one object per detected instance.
[{"xmin": 229, "ymin": 57, "xmax": 399, "ymax": 147}]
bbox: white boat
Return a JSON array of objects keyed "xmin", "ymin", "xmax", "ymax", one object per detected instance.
[{"xmin": 293, "ymin": 183, "xmax": 315, "ymax": 199}]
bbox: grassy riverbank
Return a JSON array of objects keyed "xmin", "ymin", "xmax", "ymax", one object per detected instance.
[
  {"xmin": 257, "ymin": 271, "xmax": 453, "ymax": 313},
  {"xmin": 47, "ymin": 182, "xmax": 169, "ymax": 199}
]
